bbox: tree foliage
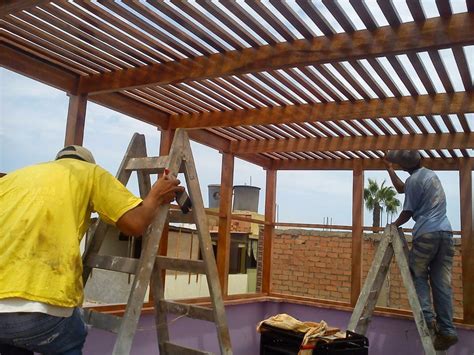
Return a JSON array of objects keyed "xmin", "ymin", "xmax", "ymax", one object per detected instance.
[{"xmin": 364, "ymin": 179, "xmax": 401, "ymax": 230}]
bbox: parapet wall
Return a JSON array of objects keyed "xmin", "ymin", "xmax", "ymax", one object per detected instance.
[{"xmin": 267, "ymin": 228, "xmax": 463, "ymax": 319}]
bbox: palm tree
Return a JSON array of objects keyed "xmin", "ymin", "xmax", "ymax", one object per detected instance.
[{"xmin": 364, "ymin": 179, "xmax": 401, "ymax": 231}]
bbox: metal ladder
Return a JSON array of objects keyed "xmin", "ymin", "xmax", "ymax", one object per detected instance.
[
  {"xmin": 347, "ymin": 225, "xmax": 445, "ymax": 355},
  {"xmin": 81, "ymin": 129, "xmax": 232, "ymax": 355}
]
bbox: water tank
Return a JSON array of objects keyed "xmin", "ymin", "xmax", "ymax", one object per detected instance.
[
  {"xmin": 233, "ymin": 185, "xmax": 260, "ymax": 212},
  {"xmin": 208, "ymin": 184, "xmax": 221, "ymax": 208}
]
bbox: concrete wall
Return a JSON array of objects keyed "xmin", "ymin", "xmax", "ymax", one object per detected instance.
[{"xmin": 83, "ymin": 301, "xmax": 474, "ymax": 355}]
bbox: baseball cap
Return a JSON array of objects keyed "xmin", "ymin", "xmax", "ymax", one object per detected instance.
[
  {"xmin": 385, "ymin": 150, "xmax": 421, "ymax": 170},
  {"xmin": 55, "ymin": 145, "xmax": 96, "ymax": 164}
]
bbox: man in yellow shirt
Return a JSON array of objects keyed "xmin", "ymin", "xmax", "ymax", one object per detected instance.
[{"xmin": 0, "ymin": 145, "xmax": 184, "ymax": 355}]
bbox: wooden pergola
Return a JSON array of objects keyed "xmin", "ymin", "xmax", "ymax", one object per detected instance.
[{"xmin": 1, "ymin": 1, "xmax": 473, "ymax": 325}]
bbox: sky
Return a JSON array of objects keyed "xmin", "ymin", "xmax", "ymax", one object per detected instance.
[{"xmin": 0, "ymin": 68, "xmax": 465, "ymax": 230}]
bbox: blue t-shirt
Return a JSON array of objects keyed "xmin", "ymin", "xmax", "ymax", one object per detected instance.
[{"xmin": 403, "ymin": 167, "xmax": 452, "ymax": 237}]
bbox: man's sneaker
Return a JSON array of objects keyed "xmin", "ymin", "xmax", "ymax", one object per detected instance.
[
  {"xmin": 427, "ymin": 320, "xmax": 438, "ymax": 337},
  {"xmin": 434, "ymin": 334, "xmax": 458, "ymax": 350}
]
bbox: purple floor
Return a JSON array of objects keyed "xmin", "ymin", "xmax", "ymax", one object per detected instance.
[{"xmin": 84, "ymin": 301, "xmax": 474, "ymax": 354}]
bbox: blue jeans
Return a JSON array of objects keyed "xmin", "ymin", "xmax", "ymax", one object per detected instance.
[
  {"xmin": 409, "ymin": 231, "xmax": 457, "ymax": 336},
  {"xmin": 0, "ymin": 308, "xmax": 87, "ymax": 355}
]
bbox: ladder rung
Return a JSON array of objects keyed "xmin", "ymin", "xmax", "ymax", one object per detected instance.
[
  {"xmin": 125, "ymin": 156, "xmax": 168, "ymax": 173},
  {"xmin": 155, "ymin": 256, "xmax": 206, "ymax": 274},
  {"xmin": 163, "ymin": 342, "xmax": 212, "ymax": 355},
  {"xmin": 169, "ymin": 209, "xmax": 195, "ymax": 224},
  {"xmin": 83, "ymin": 309, "xmax": 122, "ymax": 334},
  {"xmin": 86, "ymin": 254, "xmax": 138, "ymax": 274},
  {"xmin": 160, "ymin": 300, "xmax": 215, "ymax": 322}
]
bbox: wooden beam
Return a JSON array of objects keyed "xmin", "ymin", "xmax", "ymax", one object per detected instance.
[
  {"xmin": 64, "ymin": 94, "xmax": 87, "ymax": 146},
  {"xmin": 170, "ymin": 93, "xmax": 473, "ymax": 129},
  {"xmin": 90, "ymin": 93, "xmax": 169, "ymax": 129},
  {"xmin": 0, "ymin": 43, "xmax": 77, "ymax": 92},
  {"xmin": 272, "ymin": 157, "xmax": 474, "ymax": 171},
  {"xmin": 0, "ymin": 0, "xmax": 50, "ymax": 17},
  {"xmin": 262, "ymin": 170, "xmax": 277, "ymax": 293},
  {"xmin": 351, "ymin": 161, "xmax": 364, "ymax": 306},
  {"xmin": 216, "ymin": 153, "xmax": 234, "ymax": 297},
  {"xmin": 459, "ymin": 158, "xmax": 474, "ymax": 323},
  {"xmin": 231, "ymin": 132, "xmax": 473, "ymax": 154},
  {"xmin": 77, "ymin": 12, "xmax": 474, "ymax": 94}
]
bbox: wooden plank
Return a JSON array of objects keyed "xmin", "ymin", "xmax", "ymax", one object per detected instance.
[
  {"xmin": 180, "ymin": 129, "xmax": 232, "ymax": 354},
  {"xmin": 262, "ymin": 170, "xmax": 277, "ymax": 294},
  {"xmin": 125, "ymin": 156, "xmax": 169, "ymax": 173},
  {"xmin": 77, "ymin": 13, "xmax": 474, "ymax": 94},
  {"xmin": 0, "ymin": 44, "xmax": 77, "ymax": 92},
  {"xmin": 351, "ymin": 161, "xmax": 364, "ymax": 307},
  {"xmin": 348, "ymin": 226, "xmax": 393, "ymax": 334},
  {"xmin": 217, "ymin": 153, "xmax": 234, "ymax": 296},
  {"xmin": 163, "ymin": 342, "xmax": 212, "ymax": 355},
  {"xmin": 86, "ymin": 254, "xmax": 139, "ymax": 274},
  {"xmin": 272, "ymin": 157, "xmax": 472, "ymax": 171},
  {"xmin": 160, "ymin": 300, "xmax": 214, "ymax": 322},
  {"xmin": 230, "ymin": 132, "xmax": 474, "ymax": 155},
  {"xmin": 155, "ymin": 256, "xmax": 206, "ymax": 274},
  {"xmin": 169, "ymin": 92, "xmax": 473, "ymax": 129},
  {"xmin": 391, "ymin": 228, "xmax": 437, "ymax": 353},
  {"xmin": 64, "ymin": 94, "xmax": 87, "ymax": 146},
  {"xmin": 0, "ymin": 0, "xmax": 50, "ymax": 17},
  {"xmin": 83, "ymin": 309, "xmax": 122, "ymax": 334},
  {"xmin": 459, "ymin": 158, "xmax": 474, "ymax": 324}
]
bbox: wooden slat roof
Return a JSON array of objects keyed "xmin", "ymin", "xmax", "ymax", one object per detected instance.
[{"xmin": 1, "ymin": 0, "xmax": 473, "ymax": 170}]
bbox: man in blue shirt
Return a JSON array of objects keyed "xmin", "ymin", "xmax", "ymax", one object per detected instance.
[{"xmin": 385, "ymin": 150, "xmax": 458, "ymax": 351}]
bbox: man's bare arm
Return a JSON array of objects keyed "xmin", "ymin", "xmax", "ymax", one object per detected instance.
[
  {"xmin": 394, "ymin": 210, "xmax": 413, "ymax": 227},
  {"xmin": 384, "ymin": 160, "xmax": 405, "ymax": 193},
  {"xmin": 116, "ymin": 175, "xmax": 185, "ymax": 236}
]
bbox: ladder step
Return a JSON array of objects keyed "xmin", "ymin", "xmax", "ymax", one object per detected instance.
[
  {"xmin": 163, "ymin": 342, "xmax": 212, "ymax": 355},
  {"xmin": 169, "ymin": 209, "xmax": 195, "ymax": 224},
  {"xmin": 125, "ymin": 156, "xmax": 168, "ymax": 173},
  {"xmin": 86, "ymin": 254, "xmax": 138, "ymax": 274},
  {"xmin": 160, "ymin": 300, "xmax": 215, "ymax": 322},
  {"xmin": 155, "ymin": 256, "xmax": 206, "ymax": 274},
  {"xmin": 83, "ymin": 309, "xmax": 122, "ymax": 334}
]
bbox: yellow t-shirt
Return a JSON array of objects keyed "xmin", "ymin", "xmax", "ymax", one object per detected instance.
[{"xmin": 0, "ymin": 159, "xmax": 142, "ymax": 307}]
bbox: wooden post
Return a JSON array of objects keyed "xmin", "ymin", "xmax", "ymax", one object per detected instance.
[
  {"xmin": 158, "ymin": 129, "xmax": 175, "ymax": 284},
  {"xmin": 217, "ymin": 153, "xmax": 234, "ymax": 297},
  {"xmin": 64, "ymin": 94, "xmax": 87, "ymax": 146},
  {"xmin": 351, "ymin": 161, "xmax": 364, "ymax": 306},
  {"xmin": 459, "ymin": 158, "xmax": 473, "ymax": 323},
  {"xmin": 262, "ymin": 169, "xmax": 277, "ymax": 294}
]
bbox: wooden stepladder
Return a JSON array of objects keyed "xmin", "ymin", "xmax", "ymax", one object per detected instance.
[
  {"xmin": 347, "ymin": 225, "xmax": 444, "ymax": 355},
  {"xmin": 82, "ymin": 129, "xmax": 232, "ymax": 355}
]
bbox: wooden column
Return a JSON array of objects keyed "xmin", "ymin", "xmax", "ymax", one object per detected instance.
[
  {"xmin": 158, "ymin": 129, "xmax": 175, "ymax": 282},
  {"xmin": 262, "ymin": 169, "xmax": 277, "ymax": 294},
  {"xmin": 459, "ymin": 158, "xmax": 473, "ymax": 323},
  {"xmin": 64, "ymin": 94, "xmax": 87, "ymax": 146},
  {"xmin": 351, "ymin": 161, "xmax": 364, "ymax": 306},
  {"xmin": 216, "ymin": 153, "xmax": 234, "ymax": 296}
]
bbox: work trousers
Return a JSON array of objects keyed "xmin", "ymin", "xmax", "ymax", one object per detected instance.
[
  {"xmin": 409, "ymin": 231, "xmax": 457, "ymax": 336},
  {"xmin": 0, "ymin": 308, "xmax": 87, "ymax": 355}
]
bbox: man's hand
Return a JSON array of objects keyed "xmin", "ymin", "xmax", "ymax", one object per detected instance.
[
  {"xmin": 151, "ymin": 174, "xmax": 185, "ymax": 205},
  {"xmin": 116, "ymin": 173, "xmax": 184, "ymax": 236}
]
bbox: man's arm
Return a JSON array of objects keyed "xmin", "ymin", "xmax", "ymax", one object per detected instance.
[
  {"xmin": 394, "ymin": 210, "xmax": 413, "ymax": 227},
  {"xmin": 384, "ymin": 160, "xmax": 405, "ymax": 193},
  {"xmin": 116, "ymin": 175, "xmax": 185, "ymax": 236}
]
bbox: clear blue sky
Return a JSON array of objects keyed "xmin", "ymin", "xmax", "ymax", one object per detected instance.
[{"xmin": 0, "ymin": 68, "xmax": 463, "ymax": 229}]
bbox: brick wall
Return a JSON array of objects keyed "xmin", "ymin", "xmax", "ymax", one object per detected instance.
[{"xmin": 268, "ymin": 229, "xmax": 464, "ymax": 318}]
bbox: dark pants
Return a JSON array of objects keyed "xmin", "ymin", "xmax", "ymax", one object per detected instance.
[{"xmin": 0, "ymin": 308, "xmax": 87, "ymax": 355}]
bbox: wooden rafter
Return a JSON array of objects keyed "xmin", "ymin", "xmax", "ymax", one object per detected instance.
[
  {"xmin": 271, "ymin": 157, "xmax": 474, "ymax": 171},
  {"xmin": 231, "ymin": 132, "xmax": 473, "ymax": 154},
  {"xmin": 169, "ymin": 93, "xmax": 473, "ymax": 129},
  {"xmin": 77, "ymin": 12, "xmax": 474, "ymax": 95},
  {"xmin": 0, "ymin": 0, "xmax": 50, "ymax": 17}
]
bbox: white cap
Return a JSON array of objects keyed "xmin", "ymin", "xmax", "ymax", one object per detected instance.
[
  {"xmin": 385, "ymin": 150, "xmax": 421, "ymax": 169},
  {"xmin": 56, "ymin": 145, "xmax": 96, "ymax": 164}
]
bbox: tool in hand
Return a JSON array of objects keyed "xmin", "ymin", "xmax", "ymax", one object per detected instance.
[{"xmin": 164, "ymin": 169, "xmax": 192, "ymax": 214}]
